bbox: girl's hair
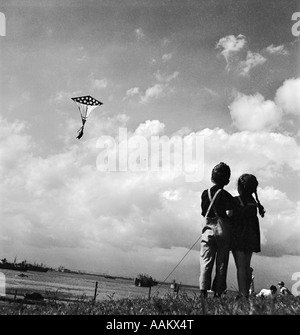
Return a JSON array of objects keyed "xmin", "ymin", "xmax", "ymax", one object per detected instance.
[
  {"xmin": 211, "ymin": 162, "xmax": 231, "ymax": 186},
  {"xmin": 238, "ymin": 174, "xmax": 265, "ymax": 218}
]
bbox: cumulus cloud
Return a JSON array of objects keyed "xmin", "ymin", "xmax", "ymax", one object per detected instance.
[
  {"xmin": 140, "ymin": 84, "xmax": 166, "ymax": 103},
  {"xmin": 1, "ymin": 106, "xmax": 300, "ymax": 279},
  {"xmin": 265, "ymin": 44, "xmax": 289, "ymax": 55},
  {"xmin": 228, "ymin": 77, "xmax": 300, "ymax": 132},
  {"xmin": 216, "ymin": 35, "xmax": 266, "ymax": 75},
  {"xmin": 275, "ymin": 78, "xmax": 300, "ymax": 116},
  {"xmin": 0, "ymin": 117, "xmax": 33, "ymax": 176},
  {"xmin": 216, "ymin": 34, "xmax": 246, "ymax": 70},
  {"xmin": 229, "ymin": 92, "xmax": 282, "ymax": 131},
  {"xmin": 238, "ymin": 51, "xmax": 266, "ymax": 76},
  {"xmin": 139, "ymin": 71, "xmax": 178, "ymax": 103},
  {"xmin": 134, "ymin": 120, "xmax": 165, "ymax": 137}
]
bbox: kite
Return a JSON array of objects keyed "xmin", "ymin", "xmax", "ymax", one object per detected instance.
[{"xmin": 71, "ymin": 95, "xmax": 103, "ymax": 139}]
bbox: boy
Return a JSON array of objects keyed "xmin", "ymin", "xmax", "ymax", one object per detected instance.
[{"xmin": 199, "ymin": 162, "xmax": 235, "ymax": 297}]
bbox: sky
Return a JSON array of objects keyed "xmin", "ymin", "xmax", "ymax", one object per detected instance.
[{"xmin": 0, "ymin": 0, "xmax": 300, "ymax": 293}]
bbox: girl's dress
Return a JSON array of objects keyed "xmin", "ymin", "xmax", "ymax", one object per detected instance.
[{"xmin": 230, "ymin": 195, "xmax": 261, "ymax": 253}]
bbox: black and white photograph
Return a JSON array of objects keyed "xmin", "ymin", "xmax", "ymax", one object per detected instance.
[{"xmin": 0, "ymin": 0, "xmax": 300, "ymax": 319}]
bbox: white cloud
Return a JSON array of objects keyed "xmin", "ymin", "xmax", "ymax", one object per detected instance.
[
  {"xmin": 140, "ymin": 84, "xmax": 166, "ymax": 103},
  {"xmin": 216, "ymin": 35, "xmax": 266, "ymax": 75},
  {"xmin": 229, "ymin": 92, "xmax": 282, "ymax": 131},
  {"xmin": 92, "ymin": 78, "xmax": 108, "ymax": 90},
  {"xmin": 135, "ymin": 28, "xmax": 145, "ymax": 40},
  {"xmin": 0, "ymin": 117, "xmax": 33, "ymax": 176},
  {"xmin": 162, "ymin": 53, "xmax": 173, "ymax": 62},
  {"xmin": 139, "ymin": 71, "xmax": 178, "ymax": 103},
  {"xmin": 265, "ymin": 44, "xmax": 289, "ymax": 55},
  {"xmin": 275, "ymin": 78, "xmax": 300, "ymax": 116},
  {"xmin": 216, "ymin": 34, "xmax": 246, "ymax": 70},
  {"xmin": 123, "ymin": 87, "xmax": 140, "ymax": 100},
  {"xmin": 238, "ymin": 51, "xmax": 266, "ymax": 76},
  {"xmin": 161, "ymin": 189, "xmax": 181, "ymax": 201},
  {"xmin": 155, "ymin": 70, "xmax": 179, "ymax": 83},
  {"xmin": 197, "ymin": 128, "xmax": 300, "ymax": 179},
  {"xmin": 1, "ymin": 112, "xmax": 300, "ymax": 282},
  {"xmin": 134, "ymin": 120, "xmax": 165, "ymax": 137}
]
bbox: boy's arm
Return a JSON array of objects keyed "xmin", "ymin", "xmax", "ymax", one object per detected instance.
[
  {"xmin": 226, "ymin": 209, "xmax": 233, "ymax": 217},
  {"xmin": 224, "ymin": 191, "xmax": 236, "ymax": 218}
]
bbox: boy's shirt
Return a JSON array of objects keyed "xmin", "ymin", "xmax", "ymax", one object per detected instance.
[{"xmin": 201, "ymin": 185, "xmax": 235, "ymax": 218}]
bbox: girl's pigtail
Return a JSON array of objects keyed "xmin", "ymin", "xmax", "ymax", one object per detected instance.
[{"xmin": 254, "ymin": 190, "xmax": 265, "ymax": 218}]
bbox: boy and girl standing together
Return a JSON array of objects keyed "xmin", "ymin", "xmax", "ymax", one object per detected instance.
[{"xmin": 199, "ymin": 162, "xmax": 265, "ymax": 298}]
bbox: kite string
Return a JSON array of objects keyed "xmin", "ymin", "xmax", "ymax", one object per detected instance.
[
  {"xmin": 151, "ymin": 234, "xmax": 202, "ymax": 297},
  {"xmin": 151, "ymin": 180, "xmax": 211, "ymax": 297}
]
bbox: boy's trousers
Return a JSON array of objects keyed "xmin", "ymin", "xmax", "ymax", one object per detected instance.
[{"xmin": 199, "ymin": 217, "xmax": 231, "ymax": 294}]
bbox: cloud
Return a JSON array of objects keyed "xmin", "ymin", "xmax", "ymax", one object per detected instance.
[
  {"xmin": 0, "ymin": 117, "xmax": 33, "ymax": 176},
  {"xmin": 140, "ymin": 84, "xmax": 167, "ymax": 103},
  {"xmin": 135, "ymin": 28, "xmax": 145, "ymax": 40},
  {"xmin": 216, "ymin": 34, "xmax": 246, "ymax": 70},
  {"xmin": 123, "ymin": 87, "xmax": 140, "ymax": 101},
  {"xmin": 91, "ymin": 78, "xmax": 108, "ymax": 90},
  {"xmin": 1, "ymin": 111, "xmax": 300, "ymax": 279},
  {"xmin": 238, "ymin": 51, "xmax": 266, "ymax": 76},
  {"xmin": 228, "ymin": 77, "xmax": 300, "ymax": 132},
  {"xmin": 126, "ymin": 87, "xmax": 140, "ymax": 97},
  {"xmin": 162, "ymin": 53, "xmax": 173, "ymax": 62},
  {"xmin": 216, "ymin": 35, "xmax": 266, "ymax": 75},
  {"xmin": 275, "ymin": 78, "xmax": 300, "ymax": 116},
  {"xmin": 155, "ymin": 70, "xmax": 179, "ymax": 83},
  {"xmin": 134, "ymin": 120, "xmax": 165, "ymax": 137},
  {"xmin": 229, "ymin": 92, "xmax": 282, "ymax": 131},
  {"xmin": 138, "ymin": 71, "xmax": 179, "ymax": 103},
  {"xmin": 265, "ymin": 44, "xmax": 289, "ymax": 55}
]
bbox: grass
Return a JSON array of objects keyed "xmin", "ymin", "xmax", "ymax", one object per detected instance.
[{"xmin": 0, "ymin": 292, "xmax": 300, "ymax": 315}]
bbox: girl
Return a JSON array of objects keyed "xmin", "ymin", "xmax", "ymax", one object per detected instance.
[{"xmin": 231, "ymin": 174, "xmax": 265, "ymax": 298}]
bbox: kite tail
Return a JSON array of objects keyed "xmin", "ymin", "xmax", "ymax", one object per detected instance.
[
  {"xmin": 76, "ymin": 119, "xmax": 86, "ymax": 139},
  {"xmin": 76, "ymin": 125, "xmax": 84, "ymax": 139}
]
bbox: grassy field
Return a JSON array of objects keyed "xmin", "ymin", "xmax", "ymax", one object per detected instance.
[{"xmin": 1, "ymin": 291, "xmax": 300, "ymax": 315}]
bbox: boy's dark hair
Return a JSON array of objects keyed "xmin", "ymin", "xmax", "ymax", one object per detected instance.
[
  {"xmin": 270, "ymin": 285, "xmax": 277, "ymax": 292},
  {"xmin": 211, "ymin": 162, "xmax": 231, "ymax": 186}
]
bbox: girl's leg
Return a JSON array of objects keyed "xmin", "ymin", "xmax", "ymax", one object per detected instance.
[
  {"xmin": 232, "ymin": 250, "xmax": 248, "ymax": 297},
  {"xmin": 244, "ymin": 252, "xmax": 253, "ymax": 294}
]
